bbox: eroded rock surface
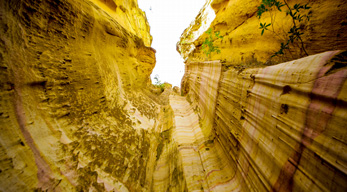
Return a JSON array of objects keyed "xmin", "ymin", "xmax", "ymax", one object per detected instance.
[
  {"xmin": 178, "ymin": 0, "xmax": 347, "ymax": 65},
  {"xmin": 0, "ymin": 0, "xmax": 167, "ymax": 191},
  {"xmin": 180, "ymin": 51, "xmax": 347, "ymax": 191},
  {"xmin": 177, "ymin": 1, "xmax": 347, "ymax": 191},
  {"xmin": 1, "ymin": 0, "xmax": 347, "ymax": 191}
]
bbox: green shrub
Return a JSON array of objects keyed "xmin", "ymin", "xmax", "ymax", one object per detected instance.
[
  {"xmin": 154, "ymin": 74, "xmax": 165, "ymax": 92},
  {"xmin": 202, "ymin": 28, "xmax": 223, "ymax": 58},
  {"xmin": 257, "ymin": 0, "xmax": 311, "ymax": 57}
]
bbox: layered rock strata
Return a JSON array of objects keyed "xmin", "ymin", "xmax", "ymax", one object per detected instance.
[
  {"xmin": 1, "ymin": 0, "xmax": 347, "ymax": 191},
  {"xmin": 170, "ymin": 95, "xmax": 242, "ymax": 191},
  {"xmin": 180, "ymin": 50, "xmax": 347, "ymax": 191},
  {"xmin": 178, "ymin": 1, "xmax": 347, "ymax": 190}
]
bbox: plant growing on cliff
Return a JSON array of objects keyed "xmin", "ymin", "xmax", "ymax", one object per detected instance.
[
  {"xmin": 154, "ymin": 74, "xmax": 165, "ymax": 92},
  {"xmin": 202, "ymin": 28, "xmax": 223, "ymax": 58},
  {"xmin": 257, "ymin": 0, "xmax": 311, "ymax": 57}
]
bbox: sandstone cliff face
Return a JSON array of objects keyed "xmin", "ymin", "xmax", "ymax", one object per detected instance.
[
  {"xmin": 0, "ymin": 0, "xmax": 175, "ymax": 191},
  {"xmin": 177, "ymin": 0, "xmax": 347, "ymax": 191},
  {"xmin": 90, "ymin": 0, "xmax": 152, "ymax": 47},
  {"xmin": 1, "ymin": 0, "xmax": 347, "ymax": 191},
  {"xmin": 180, "ymin": 51, "xmax": 347, "ymax": 191},
  {"xmin": 178, "ymin": 0, "xmax": 347, "ymax": 65}
]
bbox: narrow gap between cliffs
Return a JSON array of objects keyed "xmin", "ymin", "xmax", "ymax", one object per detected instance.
[{"xmin": 138, "ymin": 0, "xmax": 206, "ymax": 87}]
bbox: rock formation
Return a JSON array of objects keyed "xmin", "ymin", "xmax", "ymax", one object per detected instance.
[
  {"xmin": 0, "ymin": 0, "xmax": 172, "ymax": 191},
  {"xmin": 0, "ymin": 0, "xmax": 346, "ymax": 191},
  {"xmin": 177, "ymin": 0, "xmax": 347, "ymax": 191},
  {"xmin": 178, "ymin": 51, "xmax": 347, "ymax": 191},
  {"xmin": 177, "ymin": 0, "xmax": 347, "ymax": 64}
]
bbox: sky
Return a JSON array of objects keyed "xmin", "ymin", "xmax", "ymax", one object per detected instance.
[{"xmin": 138, "ymin": 0, "xmax": 206, "ymax": 87}]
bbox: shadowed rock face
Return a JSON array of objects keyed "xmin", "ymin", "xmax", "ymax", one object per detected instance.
[
  {"xmin": 0, "ymin": 0, "xmax": 169, "ymax": 191},
  {"xmin": 1, "ymin": 0, "xmax": 347, "ymax": 192}
]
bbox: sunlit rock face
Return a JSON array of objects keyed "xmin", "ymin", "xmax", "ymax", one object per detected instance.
[
  {"xmin": 1, "ymin": 0, "xmax": 347, "ymax": 191},
  {"xmin": 176, "ymin": 0, "xmax": 216, "ymax": 61},
  {"xmin": 178, "ymin": 0, "xmax": 347, "ymax": 191},
  {"xmin": 178, "ymin": 0, "xmax": 347, "ymax": 64},
  {"xmin": 181, "ymin": 51, "xmax": 347, "ymax": 191},
  {"xmin": 0, "ymin": 0, "xmax": 171, "ymax": 191},
  {"xmin": 90, "ymin": 0, "xmax": 152, "ymax": 47},
  {"xmin": 170, "ymin": 94, "xmax": 241, "ymax": 191}
]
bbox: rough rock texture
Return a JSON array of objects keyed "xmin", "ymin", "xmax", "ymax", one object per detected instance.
[
  {"xmin": 90, "ymin": 0, "xmax": 152, "ymax": 46},
  {"xmin": 170, "ymin": 95, "xmax": 239, "ymax": 191},
  {"xmin": 178, "ymin": 0, "xmax": 347, "ymax": 65},
  {"xmin": 0, "ymin": 0, "xmax": 173, "ymax": 191},
  {"xmin": 177, "ymin": 0, "xmax": 347, "ymax": 191},
  {"xmin": 1, "ymin": 0, "xmax": 347, "ymax": 191},
  {"xmin": 176, "ymin": 0, "xmax": 216, "ymax": 61},
  {"xmin": 180, "ymin": 50, "xmax": 347, "ymax": 191}
]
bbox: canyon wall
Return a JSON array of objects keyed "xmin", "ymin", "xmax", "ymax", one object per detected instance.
[
  {"xmin": 180, "ymin": 51, "xmax": 347, "ymax": 191},
  {"xmin": 178, "ymin": 0, "xmax": 347, "ymax": 64},
  {"xmin": 1, "ymin": 0, "xmax": 347, "ymax": 191},
  {"xmin": 178, "ymin": 0, "xmax": 347, "ymax": 191},
  {"xmin": 0, "ymin": 0, "xmax": 182, "ymax": 191}
]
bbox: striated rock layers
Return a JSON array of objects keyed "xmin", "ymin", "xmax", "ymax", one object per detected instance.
[
  {"xmin": 1, "ymin": 0, "xmax": 347, "ymax": 191},
  {"xmin": 177, "ymin": 0, "xmax": 347, "ymax": 191},
  {"xmin": 179, "ymin": 51, "xmax": 347, "ymax": 191}
]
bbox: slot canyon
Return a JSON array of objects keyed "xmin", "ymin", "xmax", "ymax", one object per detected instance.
[{"xmin": 0, "ymin": 0, "xmax": 347, "ymax": 191}]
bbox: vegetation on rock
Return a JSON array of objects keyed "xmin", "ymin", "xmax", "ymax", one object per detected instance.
[
  {"xmin": 202, "ymin": 28, "xmax": 223, "ymax": 58},
  {"xmin": 257, "ymin": 0, "xmax": 311, "ymax": 57},
  {"xmin": 154, "ymin": 74, "xmax": 165, "ymax": 92}
]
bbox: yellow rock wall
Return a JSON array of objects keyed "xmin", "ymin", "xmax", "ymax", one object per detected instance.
[
  {"xmin": 180, "ymin": 50, "xmax": 347, "ymax": 191},
  {"xmin": 170, "ymin": 95, "xmax": 244, "ymax": 191},
  {"xmin": 1, "ymin": 0, "xmax": 347, "ymax": 191},
  {"xmin": 181, "ymin": 61, "xmax": 222, "ymax": 138},
  {"xmin": 218, "ymin": 51, "xmax": 347, "ymax": 191},
  {"xmin": 178, "ymin": 0, "xmax": 347, "ymax": 191},
  {"xmin": 178, "ymin": 0, "xmax": 347, "ymax": 65},
  {"xmin": 151, "ymin": 104, "xmax": 188, "ymax": 192},
  {"xmin": 0, "ymin": 0, "xmax": 175, "ymax": 191},
  {"xmin": 90, "ymin": 0, "xmax": 152, "ymax": 47}
]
